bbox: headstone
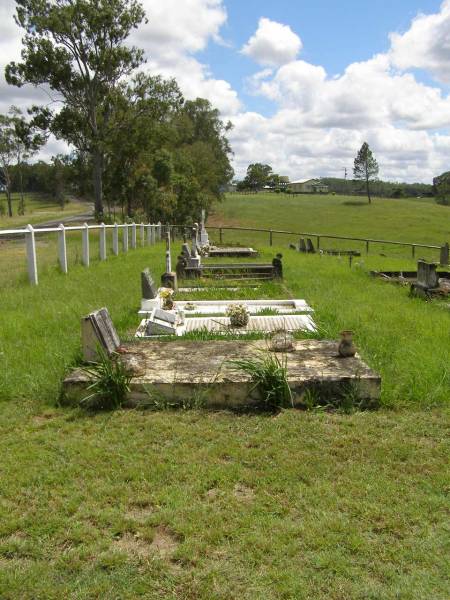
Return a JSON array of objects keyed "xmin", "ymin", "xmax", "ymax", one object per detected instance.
[
  {"xmin": 181, "ymin": 243, "xmax": 190, "ymax": 260},
  {"xmin": 145, "ymin": 308, "xmax": 177, "ymax": 335},
  {"xmin": 417, "ymin": 260, "xmax": 439, "ymax": 289},
  {"xmin": 440, "ymin": 243, "xmax": 449, "ymax": 266},
  {"xmin": 141, "ymin": 268, "xmax": 158, "ymax": 300},
  {"xmin": 176, "ymin": 255, "xmax": 187, "ymax": 279},
  {"xmin": 299, "ymin": 238, "xmax": 307, "ymax": 252},
  {"xmin": 199, "ymin": 209, "xmax": 210, "ymax": 246},
  {"xmin": 306, "ymin": 239, "xmax": 316, "ymax": 253},
  {"xmin": 161, "ymin": 271, "xmax": 177, "ymax": 291},
  {"xmin": 272, "ymin": 254, "xmax": 283, "ymax": 279},
  {"xmin": 81, "ymin": 307, "xmax": 120, "ymax": 362},
  {"xmin": 188, "ymin": 226, "xmax": 201, "ymax": 268}
]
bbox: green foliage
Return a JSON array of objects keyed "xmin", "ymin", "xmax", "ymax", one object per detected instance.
[
  {"xmin": 433, "ymin": 171, "xmax": 450, "ymax": 206},
  {"xmin": 229, "ymin": 351, "xmax": 293, "ymax": 411},
  {"xmin": 353, "ymin": 142, "xmax": 379, "ymax": 204},
  {"xmin": 81, "ymin": 349, "xmax": 132, "ymax": 410},
  {"xmin": 6, "ymin": 0, "xmax": 147, "ymax": 215}
]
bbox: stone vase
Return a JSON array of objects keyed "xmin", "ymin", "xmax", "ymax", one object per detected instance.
[{"xmin": 338, "ymin": 330, "xmax": 356, "ymax": 357}]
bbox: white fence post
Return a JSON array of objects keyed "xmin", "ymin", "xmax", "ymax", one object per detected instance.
[
  {"xmin": 146, "ymin": 224, "xmax": 151, "ymax": 245},
  {"xmin": 26, "ymin": 224, "xmax": 38, "ymax": 285},
  {"xmin": 157, "ymin": 221, "xmax": 162, "ymax": 241},
  {"xmin": 123, "ymin": 224, "xmax": 129, "ymax": 252},
  {"xmin": 150, "ymin": 224, "xmax": 155, "ymax": 245},
  {"xmin": 113, "ymin": 223, "xmax": 119, "ymax": 256},
  {"xmin": 99, "ymin": 222, "xmax": 107, "ymax": 261},
  {"xmin": 131, "ymin": 222, "xmax": 137, "ymax": 249},
  {"xmin": 140, "ymin": 223, "xmax": 145, "ymax": 246},
  {"xmin": 82, "ymin": 222, "xmax": 90, "ymax": 267},
  {"xmin": 58, "ymin": 223, "xmax": 68, "ymax": 274}
]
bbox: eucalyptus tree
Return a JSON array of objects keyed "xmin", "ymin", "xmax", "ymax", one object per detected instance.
[{"xmin": 6, "ymin": 0, "xmax": 147, "ymax": 217}]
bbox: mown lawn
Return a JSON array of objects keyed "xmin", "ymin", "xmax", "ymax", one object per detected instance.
[
  {"xmin": 0, "ymin": 193, "xmax": 89, "ymax": 229},
  {"xmin": 0, "ymin": 194, "xmax": 449, "ymax": 598}
]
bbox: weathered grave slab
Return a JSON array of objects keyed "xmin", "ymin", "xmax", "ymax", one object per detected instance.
[
  {"xmin": 139, "ymin": 299, "xmax": 313, "ymax": 317},
  {"xmin": 136, "ymin": 313, "xmax": 317, "ymax": 337},
  {"xmin": 207, "ymin": 246, "xmax": 258, "ymax": 258},
  {"xmin": 63, "ymin": 339, "xmax": 381, "ymax": 408}
]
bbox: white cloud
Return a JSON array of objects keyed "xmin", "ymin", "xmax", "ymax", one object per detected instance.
[
  {"xmin": 390, "ymin": 0, "xmax": 450, "ymax": 84},
  {"xmin": 241, "ymin": 17, "xmax": 302, "ymax": 67}
]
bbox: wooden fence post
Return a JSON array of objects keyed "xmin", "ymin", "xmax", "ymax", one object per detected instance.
[
  {"xmin": 269, "ymin": 230, "xmax": 273, "ymax": 246},
  {"xmin": 131, "ymin": 222, "xmax": 137, "ymax": 249},
  {"xmin": 113, "ymin": 223, "xmax": 119, "ymax": 256},
  {"xmin": 412, "ymin": 245, "xmax": 415, "ymax": 259},
  {"xmin": 317, "ymin": 236, "xmax": 320, "ymax": 249},
  {"xmin": 366, "ymin": 240, "xmax": 369, "ymax": 254},
  {"xmin": 26, "ymin": 224, "xmax": 38, "ymax": 285},
  {"xmin": 99, "ymin": 223, "xmax": 107, "ymax": 261},
  {"xmin": 82, "ymin": 222, "xmax": 90, "ymax": 267},
  {"xmin": 219, "ymin": 227, "xmax": 223, "ymax": 244},
  {"xmin": 123, "ymin": 224, "xmax": 129, "ymax": 252},
  {"xmin": 58, "ymin": 223, "xmax": 68, "ymax": 274}
]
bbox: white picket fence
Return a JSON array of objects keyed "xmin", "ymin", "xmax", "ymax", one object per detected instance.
[{"xmin": 0, "ymin": 221, "xmax": 163, "ymax": 285}]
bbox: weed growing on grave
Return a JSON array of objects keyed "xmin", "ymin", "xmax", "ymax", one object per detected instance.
[
  {"xmin": 228, "ymin": 351, "xmax": 293, "ymax": 412},
  {"xmin": 80, "ymin": 349, "xmax": 132, "ymax": 410}
]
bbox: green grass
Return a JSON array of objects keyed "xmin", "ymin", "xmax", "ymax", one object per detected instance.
[
  {"xmin": 0, "ymin": 194, "xmax": 449, "ymax": 598},
  {"xmin": 209, "ymin": 192, "xmax": 450, "ymax": 260},
  {"xmin": 0, "ymin": 193, "xmax": 89, "ymax": 229}
]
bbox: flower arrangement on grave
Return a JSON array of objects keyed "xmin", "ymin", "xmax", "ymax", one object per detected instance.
[
  {"xmin": 160, "ymin": 288, "xmax": 174, "ymax": 310},
  {"xmin": 226, "ymin": 304, "xmax": 249, "ymax": 328}
]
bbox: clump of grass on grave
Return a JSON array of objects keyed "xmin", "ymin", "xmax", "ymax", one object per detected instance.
[
  {"xmin": 80, "ymin": 349, "xmax": 132, "ymax": 410},
  {"xmin": 228, "ymin": 351, "xmax": 293, "ymax": 412}
]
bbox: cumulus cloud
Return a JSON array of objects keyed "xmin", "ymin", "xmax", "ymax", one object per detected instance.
[
  {"xmin": 390, "ymin": 0, "xmax": 450, "ymax": 84},
  {"xmin": 241, "ymin": 17, "xmax": 302, "ymax": 66}
]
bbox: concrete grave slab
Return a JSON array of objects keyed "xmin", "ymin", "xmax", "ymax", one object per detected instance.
[{"xmin": 63, "ymin": 339, "xmax": 381, "ymax": 409}]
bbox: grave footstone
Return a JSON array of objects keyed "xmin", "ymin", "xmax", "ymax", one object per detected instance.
[
  {"xmin": 81, "ymin": 307, "xmax": 120, "ymax": 361},
  {"xmin": 145, "ymin": 308, "xmax": 177, "ymax": 335},
  {"xmin": 141, "ymin": 268, "xmax": 158, "ymax": 300}
]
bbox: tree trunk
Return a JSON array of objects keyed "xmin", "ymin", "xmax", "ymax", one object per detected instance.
[
  {"xmin": 366, "ymin": 176, "xmax": 371, "ymax": 205},
  {"xmin": 18, "ymin": 164, "xmax": 25, "ymax": 215},
  {"xmin": 6, "ymin": 188, "xmax": 12, "ymax": 217},
  {"xmin": 92, "ymin": 148, "xmax": 104, "ymax": 217}
]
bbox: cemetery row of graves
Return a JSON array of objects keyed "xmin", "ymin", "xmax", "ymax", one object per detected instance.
[{"xmin": 51, "ymin": 211, "xmax": 448, "ymax": 412}]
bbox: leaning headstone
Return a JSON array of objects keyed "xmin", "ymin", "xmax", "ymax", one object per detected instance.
[
  {"xmin": 181, "ymin": 243, "xmax": 191, "ymax": 260},
  {"xmin": 299, "ymin": 238, "xmax": 307, "ymax": 253},
  {"xmin": 417, "ymin": 260, "xmax": 439, "ymax": 289},
  {"xmin": 306, "ymin": 239, "xmax": 316, "ymax": 253},
  {"xmin": 145, "ymin": 308, "xmax": 177, "ymax": 336},
  {"xmin": 81, "ymin": 307, "xmax": 120, "ymax": 362},
  {"xmin": 440, "ymin": 243, "xmax": 449, "ymax": 266},
  {"xmin": 141, "ymin": 268, "xmax": 158, "ymax": 300}
]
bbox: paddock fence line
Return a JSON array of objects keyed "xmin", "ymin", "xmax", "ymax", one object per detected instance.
[
  {"xmin": 0, "ymin": 221, "xmax": 163, "ymax": 285},
  {"xmin": 188, "ymin": 225, "xmax": 445, "ymax": 260}
]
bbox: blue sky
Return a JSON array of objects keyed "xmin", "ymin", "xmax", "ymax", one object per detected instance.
[
  {"xmin": 200, "ymin": 0, "xmax": 445, "ymax": 116},
  {"xmin": 2, "ymin": 0, "xmax": 450, "ymax": 182}
]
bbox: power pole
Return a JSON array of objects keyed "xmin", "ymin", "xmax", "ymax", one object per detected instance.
[{"xmin": 344, "ymin": 167, "xmax": 348, "ymax": 180}]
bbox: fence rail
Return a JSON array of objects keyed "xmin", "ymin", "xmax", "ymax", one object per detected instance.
[
  {"xmin": 0, "ymin": 222, "xmax": 162, "ymax": 285},
  {"xmin": 1, "ymin": 221, "xmax": 447, "ymax": 286},
  {"xmin": 200, "ymin": 225, "xmax": 443, "ymax": 258}
]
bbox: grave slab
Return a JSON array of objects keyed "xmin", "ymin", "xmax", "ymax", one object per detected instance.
[
  {"xmin": 62, "ymin": 339, "xmax": 381, "ymax": 408},
  {"xmin": 139, "ymin": 298, "xmax": 313, "ymax": 316}
]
